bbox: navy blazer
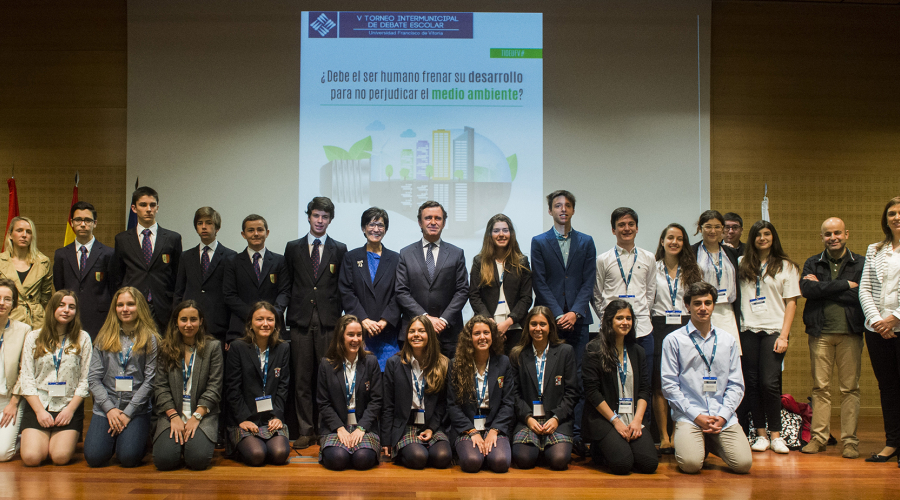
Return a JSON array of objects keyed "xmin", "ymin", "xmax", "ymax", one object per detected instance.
[
  {"xmin": 284, "ymin": 235, "xmax": 348, "ymax": 330},
  {"xmin": 53, "ymin": 240, "xmax": 114, "ymax": 337},
  {"xmin": 222, "ymin": 249, "xmax": 290, "ymax": 342},
  {"xmin": 111, "ymin": 226, "xmax": 182, "ymax": 330},
  {"xmin": 530, "ymin": 229, "xmax": 597, "ymax": 325},
  {"xmin": 469, "ymin": 254, "xmax": 533, "ymax": 326},
  {"xmin": 224, "ymin": 339, "xmax": 291, "ymax": 425},
  {"xmin": 510, "ymin": 343, "xmax": 580, "ymax": 437},
  {"xmin": 381, "ymin": 354, "xmax": 447, "ymax": 446},
  {"xmin": 581, "ymin": 340, "xmax": 650, "ymax": 442},
  {"xmin": 690, "ymin": 241, "xmax": 743, "ymax": 332},
  {"xmin": 446, "ymin": 354, "xmax": 516, "ymax": 442},
  {"xmin": 174, "ymin": 243, "xmax": 237, "ymax": 339},
  {"xmin": 339, "ymin": 245, "xmax": 401, "ymax": 336},
  {"xmin": 317, "ymin": 354, "xmax": 382, "ymax": 435}
]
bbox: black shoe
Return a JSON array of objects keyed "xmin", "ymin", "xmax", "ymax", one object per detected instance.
[
  {"xmin": 864, "ymin": 449, "xmax": 899, "ymax": 462},
  {"xmin": 215, "ymin": 437, "xmax": 226, "ymax": 450},
  {"xmin": 572, "ymin": 439, "xmax": 587, "ymax": 458},
  {"xmin": 293, "ymin": 435, "xmax": 313, "ymax": 450},
  {"xmin": 659, "ymin": 447, "xmax": 675, "ymax": 455}
]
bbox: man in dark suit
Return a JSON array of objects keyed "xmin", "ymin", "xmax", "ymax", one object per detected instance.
[
  {"xmin": 174, "ymin": 207, "xmax": 236, "ymax": 345},
  {"xmin": 395, "ymin": 201, "xmax": 469, "ymax": 359},
  {"xmin": 111, "ymin": 186, "xmax": 182, "ymax": 333},
  {"xmin": 283, "ymin": 197, "xmax": 347, "ymax": 449},
  {"xmin": 222, "ymin": 214, "xmax": 290, "ymax": 343},
  {"xmin": 530, "ymin": 189, "xmax": 597, "ymax": 455},
  {"xmin": 53, "ymin": 201, "xmax": 113, "ymax": 338}
]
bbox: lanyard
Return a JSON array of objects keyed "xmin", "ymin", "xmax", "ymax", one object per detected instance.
[
  {"xmin": 496, "ymin": 261, "xmax": 505, "ymax": 284},
  {"xmin": 534, "ymin": 346, "xmax": 547, "ymax": 399},
  {"xmin": 256, "ymin": 345, "xmax": 269, "ymax": 390},
  {"xmin": 702, "ymin": 244, "xmax": 723, "ymax": 287},
  {"xmin": 182, "ymin": 347, "xmax": 196, "ymax": 392},
  {"xmin": 616, "ymin": 350, "xmax": 629, "ymax": 389},
  {"xmin": 756, "ymin": 262, "xmax": 768, "ymax": 298},
  {"xmin": 118, "ymin": 344, "xmax": 133, "ymax": 370},
  {"xmin": 343, "ymin": 361, "xmax": 357, "ymax": 406},
  {"xmin": 615, "ymin": 247, "xmax": 637, "ymax": 292},
  {"xmin": 412, "ymin": 370, "xmax": 424, "ymax": 403},
  {"xmin": 665, "ymin": 265, "xmax": 681, "ymax": 307},
  {"xmin": 690, "ymin": 332, "xmax": 717, "ymax": 373},
  {"xmin": 53, "ymin": 336, "xmax": 67, "ymax": 378},
  {"xmin": 475, "ymin": 359, "xmax": 490, "ymax": 408}
]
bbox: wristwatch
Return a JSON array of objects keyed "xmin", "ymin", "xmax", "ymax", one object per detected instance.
[{"xmin": 192, "ymin": 411, "xmax": 204, "ymax": 421}]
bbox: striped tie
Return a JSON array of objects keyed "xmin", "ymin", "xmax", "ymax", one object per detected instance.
[
  {"xmin": 426, "ymin": 242, "xmax": 435, "ymax": 280},
  {"xmin": 253, "ymin": 252, "xmax": 262, "ymax": 283},
  {"xmin": 79, "ymin": 246, "xmax": 88, "ymax": 277}
]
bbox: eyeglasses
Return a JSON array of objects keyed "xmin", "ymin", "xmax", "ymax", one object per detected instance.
[
  {"xmin": 366, "ymin": 222, "xmax": 385, "ymax": 230},
  {"xmin": 701, "ymin": 224, "xmax": 723, "ymax": 231},
  {"xmin": 724, "ymin": 225, "xmax": 742, "ymax": 232},
  {"xmin": 72, "ymin": 218, "xmax": 95, "ymax": 225}
]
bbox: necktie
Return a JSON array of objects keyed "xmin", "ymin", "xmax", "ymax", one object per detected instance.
[
  {"xmin": 426, "ymin": 242, "xmax": 435, "ymax": 280},
  {"xmin": 79, "ymin": 246, "xmax": 88, "ymax": 276},
  {"xmin": 201, "ymin": 246, "xmax": 211, "ymax": 278},
  {"xmin": 312, "ymin": 239, "xmax": 321, "ymax": 277},
  {"xmin": 141, "ymin": 229, "xmax": 153, "ymax": 265},
  {"xmin": 252, "ymin": 252, "xmax": 262, "ymax": 283}
]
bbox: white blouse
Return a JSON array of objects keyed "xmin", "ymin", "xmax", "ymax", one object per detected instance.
[{"xmin": 20, "ymin": 330, "xmax": 92, "ymax": 412}]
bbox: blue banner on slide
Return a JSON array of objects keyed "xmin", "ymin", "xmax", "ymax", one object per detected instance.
[{"xmin": 306, "ymin": 12, "xmax": 475, "ymax": 39}]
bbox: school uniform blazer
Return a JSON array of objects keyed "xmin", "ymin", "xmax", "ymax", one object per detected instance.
[
  {"xmin": 316, "ymin": 354, "xmax": 382, "ymax": 435},
  {"xmin": 224, "ymin": 340, "xmax": 290, "ymax": 425},
  {"xmin": 222, "ymin": 249, "xmax": 290, "ymax": 342},
  {"xmin": 284, "ymin": 235, "xmax": 348, "ymax": 330},
  {"xmin": 339, "ymin": 245, "xmax": 401, "ymax": 336},
  {"xmin": 53, "ymin": 240, "xmax": 114, "ymax": 336},
  {"xmin": 530, "ymin": 229, "xmax": 596, "ymax": 325},
  {"xmin": 395, "ymin": 240, "xmax": 469, "ymax": 342},
  {"xmin": 469, "ymin": 255, "xmax": 533, "ymax": 327},
  {"xmin": 859, "ymin": 242, "xmax": 900, "ymax": 330},
  {"xmin": 0, "ymin": 251, "xmax": 53, "ymax": 330},
  {"xmin": 380, "ymin": 354, "xmax": 447, "ymax": 446},
  {"xmin": 111, "ymin": 226, "xmax": 182, "ymax": 329},
  {"xmin": 174, "ymin": 243, "xmax": 237, "ymax": 339},
  {"xmin": 510, "ymin": 343, "xmax": 579, "ymax": 437},
  {"xmin": 690, "ymin": 241, "xmax": 743, "ymax": 332},
  {"xmin": 1, "ymin": 319, "xmax": 31, "ymax": 395},
  {"xmin": 152, "ymin": 339, "xmax": 223, "ymax": 442},
  {"xmin": 581, "ymin": 340, "xmax": 650, "ymax": 442},
  {"xmin": 446, "ymin": 354, "xmax": 516, "ymax": 442}
]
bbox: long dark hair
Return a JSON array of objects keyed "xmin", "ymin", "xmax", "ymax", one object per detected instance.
[
  {"xmin": 694, "ymin": 209, "xmax": 724, "ymax": 236},
  {"xmin": 738, "ymin": 220, "xmax": 798, "ymax": 282},
  {"xmin": 876, "ymin": 196, "xmax": 900, "ymax": 252},
  {"xmin": 509, "ymin": 306, "xmax": 563, "ymax": 366},
  {"xmin": 240, "ymin": 301, "xmax": 284, "ymax": 347},
  {"xmin": 476, "ymin": 214, "xmax": 527, "ymax": 287},
  {"xmin": 452, "ymin": 315, "xmax": 503, "ymax": 404},
  {"xmin": 654, "ymin": 223, "xmax": 703, "ymax": 287},
  {"xmin": 35, "ymin": 290, "xmax": 83, "ymax": 358},
  {"xmin": 325, "ymin": 315, "xmax": 370, "ymax": 368},
  {"xmin": 398, "ymin": 315, "xmax": 448, "ymax": 394},
  {"xmin": 587, "ymin": 300, "xmax": 636, "ymax": 374},
  {"xmin": 159, "ymin": 300, "xmax": 209, "ymax": 371}
]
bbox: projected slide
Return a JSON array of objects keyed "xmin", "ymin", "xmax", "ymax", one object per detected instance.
[{"xmin": 300, "ymin": 11, "xmax": 543, "ymax": 250}]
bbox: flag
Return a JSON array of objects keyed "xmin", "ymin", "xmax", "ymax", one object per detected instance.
[
  {"xmin": 761, "ymin": 183, "xmax": 770, "ymax": 222},
  {"xmin": 64, "ymin": 172, "xmax": 79, "ymax": 246},
  {"xmin": 127, "ymin": 177, "xmax": 138, "ymax": 230},
  {"xmin": 3, "ymin": 178, "xmax": 19, "ymax": 253}
]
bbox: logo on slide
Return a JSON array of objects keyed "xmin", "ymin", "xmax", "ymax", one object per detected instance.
[{"xmin": 310, "ymin": 12, "xmax": 337, "ymax": 38}]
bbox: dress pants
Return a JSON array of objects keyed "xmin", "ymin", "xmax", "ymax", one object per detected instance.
[
  {"xmin": 557, "ymin": 323, "xmax": 587, "ymax": 440},
  {"xmin": 808, "ymin": 333, "xmax": 863, "ymax": 446},
  {"xmin": 673, "ymin": 421, "xmax": 752, "ymax": 474},
  {"xmin": 865, "ymin": 330, "xmax": 900, "ymax": 448},
  {"xmin": 292, "ymin": 309, "xmax": 333, "ymax": 438},
  {"xmin": 740, "ymin": 330, "xmax": 785, "ymax": 433}
]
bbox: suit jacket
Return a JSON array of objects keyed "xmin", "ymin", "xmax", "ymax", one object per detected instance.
[
  {"xmin": 510, "ymin": 343, "xmax": 579, "ymax": 437},
  {"xmin": 691, "ymin": 241, "xmax": 743, "ymax": 332},
  {"xmin": 284, "ymin": 235, "xmax": 348, "ymax": 329},
  {"xmin": 224, "ymin": 339, "xmax": 290, "ymax": 425},
  {"xmin": 380, "ymin": 353, "xmax": 447, "ymax": 446},
  {"xmin": 469, "ymin": 255, "xmax": 533, "ymax": 327},
  {"xmin": 222, "ymin": 249, "xmax": 290, "ymax": 342},
  {"xmin": 530, "ymin": 229, "xmax": 597, "ymax": 325},
  {"xmin": 53, "ymin": 240, "xmax": 114, "ymax": 337},
  {"xmin": 152, "ymin": 339, "xmax": 223, "ymax": 442},
  {"xmin": 395, "ymin": 240, "xmax": 469, "ymax": 343},
  {"xmin": 800, "ymin": 250, "xmax": 865, "ymax": 335},
  {"xmin": 0, "ymin": 251, "xmax": 53, "ymax": 330},
  {"xmin": 339, "ymin": 246, "xmax": 401, "ymax": 336},
  {"xmin": 446, "ymin": 354, "xmax": 516, "ymax": 442},
  {"xmin": 1, "ymin": 319, "xmax": 31, "ymax": 395},
  {"xmin": 581, "ymin": 339, "xmax": 650, "ymax": 442},
  {"xmin": 111, "ymin": 226, "xmax": 182, "ymax": 330},
  {"xmin": 860, "ymin": 242, "xmax": 900, "ymax": 330},
  {"xmin": 317, "ymin": 354, "xmax": 382, "ymax": 435},
  {"xmin": 174, "ymin": 243, "xmax": 237, "ymax": 339}
]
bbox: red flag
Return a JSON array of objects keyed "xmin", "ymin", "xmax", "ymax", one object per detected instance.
[{"xmin": 3, "ymin": 178, "xmax": 19, "ymax": 253}]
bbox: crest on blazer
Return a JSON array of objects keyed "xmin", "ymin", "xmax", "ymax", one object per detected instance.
[
  {"xmin": 357, "ymin": 260, "xmax": 363, "ymax": 268},
  {"xmin": 365, "ymin": 380, "xmax": 370, "ymax": 391},
  {"xmin": 497, "ymin": 376, "xmax": 504, "ymax": 388},
  {"xmin": 269, "ymin": 274, "xmax": 277, "ymax": 284},
  {"xmin": 162, "ymin": 254, "xmax": 170, "ymax": 264},
  {"xmin": 555, "ymin": 375, "xmax": 562, "ymax": 386},
  {"xmin": 330, "ymin": 263, "xmax": 335, "ymax": 274},
  {"xmin": 95, "ymin": 271, "xmax": 105, "ymax": 282},
  {"xmin": 274, "ymin": 367, "xmax": 281, "ymax": 378}
]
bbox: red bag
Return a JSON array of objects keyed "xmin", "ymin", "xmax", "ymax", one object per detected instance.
[{"xmin": 781, "ymin": 394, "xmax": 812, "ymax": 444}]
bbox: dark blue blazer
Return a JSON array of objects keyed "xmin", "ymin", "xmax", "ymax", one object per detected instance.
[
  {"xmin": 317, "ymin": 354, "xmax": 382, "ymax": 435},
  {"xmin": 530, "ymin": 229, "xmax": 597, "ymax": 325},
  {"xmin": 174, "ymin": 242, "xmax": 236, "ymax": 339},
  {"xmin": 222, "ymin": 248, "xmax": 290, "ymax": 342},
  {"xmin": 111, "ymin": 226, "xmax": 182, "ymax": 331},
  {"xmin": 53, "ymin": 240, "xmax": 114, "ymax": 337},
  {"xmin": 224, "ymin": 339, "xmax": 291, "ymax": 425},
  {"xmin": 380, "ymin": 353, "xmax": 447, "ymax": 446},
  {"xmin": 339, "ymin": 246, "xmax": 401, "ymax": 337},
  {"xmin": 446, "ymin": 354, "xmax": 516, "ymax": 442},
  {"xmin": 284, "ymin": 235, "xmax": 348, "ymax": 330}
]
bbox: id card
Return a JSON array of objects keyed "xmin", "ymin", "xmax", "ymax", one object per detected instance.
[
  {"xmin": 474, "ymin": 415, "xmax": 486, "ymax": 431},
  {"xmin": 255, "ymin": 396, "xmax": 273, "ymax": 413},
  {"xmin": 750, "ymin": 297, "xmax": 768, "ymax": 313},
  {"xmin": 618, "ymin": 294, "xmax": 636, "ymax": 303},
  {"xmin": 717, "ymin": 289, "xmax": 728, "ymax": 302},
  {"xmin": 347, "ymin": 409, "xmax": 358, "ymax": 426},
  {"xmin": 618, "ymin": 398, "xmax": 634, "ymax": 415},
  {"xmin": 414, "ymin": 409, "xmax": 425, "ymax": 425},
  {"xmin": 115, "ymin": 376, "xmax": 134, "ymax": 392},
  {"xmin": 533, "ymin": 401, "xmax": 545, "ymax": 418},
  {"xmin": 182, "ymin": 394, "xmax": 192, "ymax": 417},
  {"xmin": 703, "ymin": 377, "xmax": 717, "ymax": 393},
  {"xmin": 665, "ymin": 310, "xmax": 682, "ymax": 325},
  {"xmin": 48, "ymin": 382, "xmax": 66, "ymax": 397}
]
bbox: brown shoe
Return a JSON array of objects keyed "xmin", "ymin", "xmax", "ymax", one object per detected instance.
[
  {"xmin": 801, "ymin": 440, "xmax": 826, "ymax": 454},
  {"xmin": 293, "ymin": 435, "xmax": 313, "ymax": 450},
  {"xmin": 842, "ymin": 443, "xmax": 859, "ymax": 459}
]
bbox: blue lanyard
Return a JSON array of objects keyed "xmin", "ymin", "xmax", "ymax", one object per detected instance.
[
  {"xmin": 615, "ymin": 247, "xmax": 637, "ymax": 292},
  {"xmin": 343, "ymin": 361, "xmax": 357, "ymax": 406},
  {"xmin": 182, "ymin": 347, "xmax": 196, "ymax": 392},
  {"xmin": 534, "ymin": 346, "xmax": 547, "ymax": 399},
  {"xmin": 412, "ymin": 370, "xmax": 424, "ymax": 403},
  {"xmin": 756, "ymin": 262, "xmax": 768, "ymax": 298},
  {"xmin": 118, "ymin": 344, "xmax": 133, "ymax": 370},
  {"xmin": 256, "ymin": 345, "xmax": 269, "ymax": 390},
  {"xmin": 475, "ymin": 359, "xmax": 490, "ymax": 408},
  {"xmin": 665, "ymin": 265, "xmax": 681, "ymax": 307},
  {"xmin": 702, "ymin": 244, "xmax": 723, "ymax": 287},
  {"xmin": 690, "ymin": 332, "xmax": 717, "ymax": 373},
  {"xmin": 616, "ymin": 350, "xmax": 629, "ymax": 389},
  {"xmin": 52, "ymin": 336, "xmax": 67, "ymax": 378}
]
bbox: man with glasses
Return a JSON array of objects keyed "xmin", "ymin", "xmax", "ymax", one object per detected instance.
[
  {"xmin": 723, "ymin": 213, "xmax": 745, "ymax": 255},
  {"xmin": 53, "ymin": 201, "xmax": 113, "ymax": 339}
]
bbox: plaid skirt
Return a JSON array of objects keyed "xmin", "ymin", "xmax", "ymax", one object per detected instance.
[
  {"xmin": 318, "ymin": 426, "xmax": 381, "ymax": 461},
  {"xmin": 512, "ymin": 419, "xmax": 573, "ymax": 452},
  {"xmin": 395, "ymin": 424, "xmax": 449, "ymax": 453},
  {"xmin": 226, "ymin": 424, "xmax": 289, "ymax": 456}
]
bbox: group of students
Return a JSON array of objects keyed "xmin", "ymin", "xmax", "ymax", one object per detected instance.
[{"xmin": 0, "ymin": 186, "xmax": 899, "ymax": 475}]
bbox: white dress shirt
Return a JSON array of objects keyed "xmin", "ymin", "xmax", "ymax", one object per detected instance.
[
  {"xmin": 199, "ymin": 240, "xmax": 218, "ymax": 259},
  {"xmin": 308, "ymin": 233, "xmax": 329, "ymax": 256},
  {"xmin": 410, "ymin": 358, "xmax": 424, "ymax": 410},
  {"xmin": 75, "ymin": 238, "xmax": 96, "ymax": 270},
  {"xmin": 19, "ymin": 330, "xmax": 93, "ymax": 412},
  {"xmin": 421, "ymin": 237, "xmax": 442, "ymax": 263},
  {"xmin": 592, "ymin": 245, "xmax": 657, "ymax": 338},
  {"xmin": 651, "ymin": 260, "xmax": 689, "ymax": 317},
  {"xmin": 344, "ymin": 355, "xmax": 358, "ymax": 409},
  {"xmin": 136, "ymin": 223, "xmax": 159, "ymax": 253}
]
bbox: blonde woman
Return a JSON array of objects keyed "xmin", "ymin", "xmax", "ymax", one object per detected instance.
[
  {"xmin": 0, "ymin": 278, "xmax": 31, "ymax": 461},
  {"xmin": 0, "ymin": 217, "xmax": 52, "ymax": 330}
]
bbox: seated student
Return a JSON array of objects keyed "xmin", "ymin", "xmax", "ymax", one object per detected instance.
[
  {"xmin": 381, "ymin": 315, "xmax": 451, "ymax": 470},
  {"xmin": 152, "ymin": 300, "xmax": 223, "ymax": 471},
  {"xmin": 661, "ymin": 281, "xmax": 751, "ymax": 474},
  {"xmin": 0, "ymin": 278, "xmax": 31, "ymax": 462},
  {"xmin": 19, "ymin": 291, "xmax": 92, "ymax": 466},
  {"xmin": 224, "ymin": 302, "xmax": 291, "ymax": 466},
  {"xmin": 84, "ymin": 287, "xmax": 159, "ymax": 468},
  {"xmin": 318, "ymin": 315, "xmax": 382, "ymax": 471},
  {"xmin": 509, "ymin": 306, "xmax": 578, "ymax": 470},
  {"xmin": 447, "ymin": 316, "xmax": 515, "ymax": 473},
  {"xmin": 582, "ymin": 300, "xmax": 658, "ymax": 475}
]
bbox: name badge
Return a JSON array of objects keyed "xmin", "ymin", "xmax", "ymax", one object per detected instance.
[
  {"xmin": 665, "ymin": 310, "xmax": 682, "ymax": 325},
  {"xmin": 48, "ymin": 382, "xmax": 66, "ymax": 397},
  {"xmin": 255, "ymin": 396, "xmax": 273, "ymax": 413},
  {"xmin": 115, "ymin": 376, "xmax": 134, "ymax": 392},
  {"xmin": 703, "ymin": 377, "xmax": 717, "ymax": 393},
  {"xmin": 347, "ymin": 408, "xmax": 358, "ymax": 426},
  {"xmin": 414, "ymin": 409, "xmax": 425, "ymax": 425},
  {"xmin": 182, "ymin": 394, "xmax": 192, "ymax": 417},
  {"xmin": 618, "ymin": 398, "xmax": 633, "ymax": 414},
  {"xmin": 618, "ymin": 294, "xmax": 636, "ymax": 303},
  {"xmin": 750, "ymin": 297, "xmax": 768, "ymax": 313},
  {"xmin": 474, "ymin": 415, "xmax": 486, "ymax": 431},
  {"xmin": 533, "ymin": 400, "xmax": 545, "ymax": 418},
  {"xmin": 716, "ymin": 289, "xmax": 727, "ymax": 302}
]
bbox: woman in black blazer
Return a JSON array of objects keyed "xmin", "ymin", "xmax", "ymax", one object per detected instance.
[
  {"xmin": 509, "ymin": 306, "xmax": 579, "ymax": 470},
  {"xmin": 469, "ymin": 214, "xmax": 533, "ymax": 354},
  {"xmin": 317, "ymin": 315, "xmax": 382, "ymax": 471},
  {"xmin": 224, "ymin": 301, "xmax": 291, "ymax": 466},
  {"xmin": 152, "ymin": 300, "xmax": 223, "ymax": 471},
  {"xmin": 338, "ymin": 207, "xmax": 401, "ymax": 370},
  {"xmin": 447, "ymin": 315, "xmax": 516, "ymax": 473},
  {"xmin": 583, "ymin": 300, "xmax": 658, "ymax": 475},
  {"xmin": 381, "ymin": 315, "xmax": 451, "ymax": 469}
]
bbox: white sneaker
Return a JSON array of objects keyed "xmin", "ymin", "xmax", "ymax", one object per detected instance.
[
  {"xmin": 770, "ymin": 437, "xmax": 790, "ymax": 454},
  {"xmin": 751, "ymin": 436, "xmax": 770, "ymax": 452}
]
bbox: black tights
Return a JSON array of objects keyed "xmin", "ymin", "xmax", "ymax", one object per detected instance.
[
  {"xmin": 236, "ymin": 435, "xmax": 290, "ymax": 467},
  {"xmin": 322, "ymin": 447, "xmax": 379, "ymax": 471},
  {"xmin": 456, "ymin": 437, "xmax": 511, "ymax": 473},
  {"xmin": 512, "ymin": 442, "xmax": 573, "ymax": 470},
  {"xmin": 398, "ymin": 441, "xmax": 452, "ymax": 469}
]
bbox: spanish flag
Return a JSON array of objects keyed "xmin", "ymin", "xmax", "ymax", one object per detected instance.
[
  {"xmin": 2, "ymin": 177, "xmax": 19, "ymax": 253},
  {"xmin": 64, "ymin": 172, "xmax": 79, "ymax": 246}
]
